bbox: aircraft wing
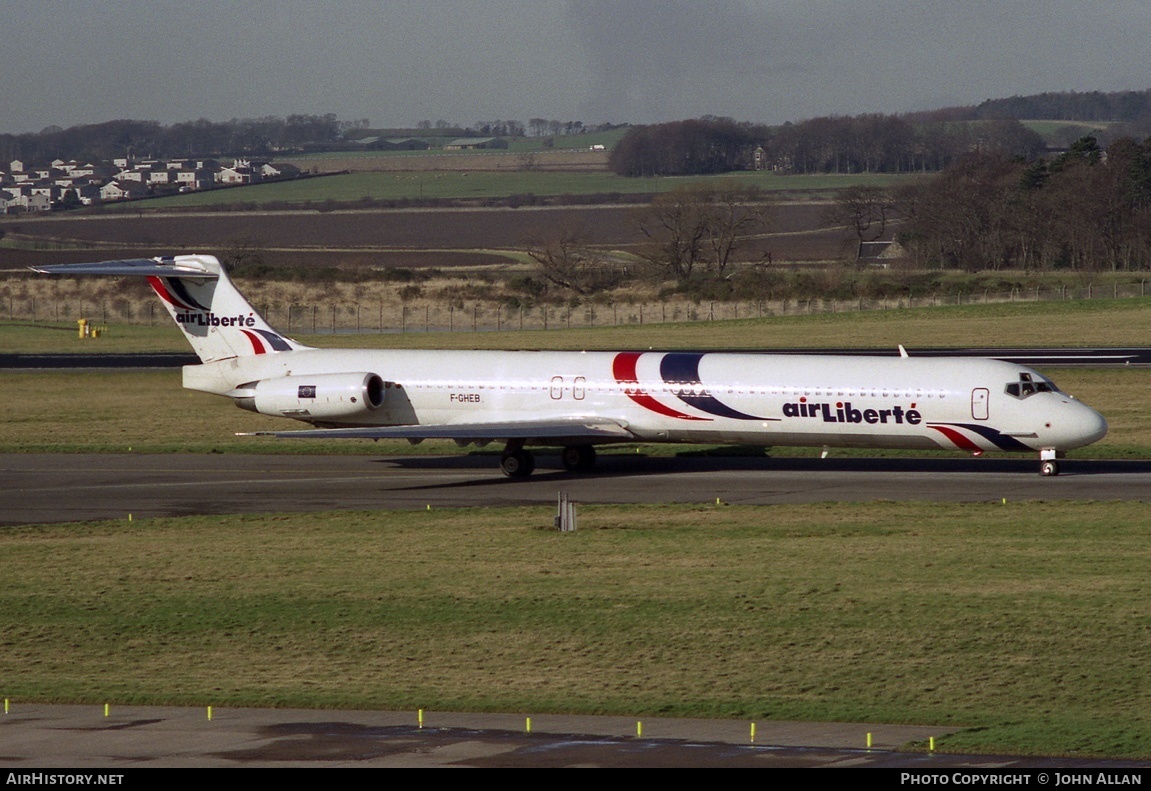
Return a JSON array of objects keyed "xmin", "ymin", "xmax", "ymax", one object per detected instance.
[{"xmin": 241, "ymin": 416, "xmax": 636, "ymax": 443}]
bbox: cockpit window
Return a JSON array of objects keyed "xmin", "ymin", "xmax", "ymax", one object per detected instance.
[{"xmin": 1005, "ymin": 373, "xmax": 1059, "ymax": 399}]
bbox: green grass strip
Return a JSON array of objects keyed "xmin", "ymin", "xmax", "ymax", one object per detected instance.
[{"xmin": 2, "ymin": 501, "xmax": 1150, "ymax": 758}]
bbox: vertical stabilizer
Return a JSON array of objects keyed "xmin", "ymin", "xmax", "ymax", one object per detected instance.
[{"xmin": 31, "ymin": 255, "xmax": 309, "ymax": 363}]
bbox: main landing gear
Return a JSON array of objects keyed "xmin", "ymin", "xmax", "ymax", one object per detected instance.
[
  {"xmin": 500, "ymin": 441, "xmax": 536, "ymax": 478},
  {"xmin": 499, "ymin": 442, "xmax": 597, "ymax": 478},
  {"xmin": 560, "ymin": 444, "xmax": 596, "ymax": 472}
]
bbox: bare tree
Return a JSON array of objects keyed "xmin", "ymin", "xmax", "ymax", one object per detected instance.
[
  {"xmin": 634, "ymin": 184, "xmax": 770, "ymax": 281},
  {"xmin": 825, "ymin": 185, "xmax": 898, "ymax": 243},
  {"xmin": 525, "ymin": 229, "xmax": 618, "ymax": 295},
  {"xmin": 704, "ymin": 185, "xmax": 772, "ymax": 276}
]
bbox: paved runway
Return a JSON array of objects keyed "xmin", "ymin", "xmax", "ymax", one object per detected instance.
[
  {"xmin": 4, "ymin": 452, "xmax": 1151, "ymax": 526},
  {"xmin": 5, "ymin": 704, "xmax": 1149, "ymax": 768}
]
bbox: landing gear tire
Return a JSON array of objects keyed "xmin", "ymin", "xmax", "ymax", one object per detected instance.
[
  {"xmin": 500, "ymin": 449, "xmax": 536, "ymax": 478},
  {"xmin": 560, "ymin": 445, "xmax": 597, "ymax": 472},
  {"xmin": 1040, "ymin": 460, "xmax": 1059, "ymax": 477}
]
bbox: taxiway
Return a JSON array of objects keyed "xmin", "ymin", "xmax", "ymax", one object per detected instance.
[{"xmin": 3, "ymin": 452, "xmax": 1149, "ymax": 526}]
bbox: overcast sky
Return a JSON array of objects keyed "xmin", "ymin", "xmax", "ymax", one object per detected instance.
[{"xmin": 4, "ymin": 0, "xmax": 1151, "ymax": 134}]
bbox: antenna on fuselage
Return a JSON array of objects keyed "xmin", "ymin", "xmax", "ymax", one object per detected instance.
[{"xmin": 898, "ymin": 344, "xmax": 909, "ymax": 358}]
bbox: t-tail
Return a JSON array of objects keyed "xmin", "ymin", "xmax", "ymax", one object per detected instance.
[{"xmin": 30, "ymin": 255, "xmax": 309, "ymax": 363}]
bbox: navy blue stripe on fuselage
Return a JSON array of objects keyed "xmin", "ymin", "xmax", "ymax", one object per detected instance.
[
  {"xmin": 941, "ymin": 422, "xmax": 1033, "ymax": 451},
  {"xmin": 658, "ymin": 352, "xmax": 772, "ymax": 421}
]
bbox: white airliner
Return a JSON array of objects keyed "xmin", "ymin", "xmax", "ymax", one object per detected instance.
[{"xmin": 34, "ymin": 254, "xmax": 1108, "ymax": 477}]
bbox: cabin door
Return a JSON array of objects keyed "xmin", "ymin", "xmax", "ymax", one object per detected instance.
[{"xmin": 971, "ymin": 388, "xmax": 989, "ymax": 421}]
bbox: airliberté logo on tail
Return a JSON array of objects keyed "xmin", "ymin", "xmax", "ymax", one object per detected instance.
[{"xmin": 174, "ymin": 311, "xmax": 257, "ymax": 328}]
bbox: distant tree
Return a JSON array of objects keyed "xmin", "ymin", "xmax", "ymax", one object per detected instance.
[
  {"xmin": 524, "ymin": 228, "xmax": 620, "ymax": 295},
  {"xmin": 824, "ymin": 185, "xmax": 899, "ymax": 247},
  {"xmin": 610, "ymin": 118, "xmax": 763, "ymax": 177},
  {"xmin": 896, "ymin": 154, "xmax": 1025, "ymax": 271},
  {"xmin": 219, "ymin": 234, "xmax": 268, "ymax": 273},
  {"xmin": 633, "ymin": 184, "xmax": 770, "ymax": 280}
]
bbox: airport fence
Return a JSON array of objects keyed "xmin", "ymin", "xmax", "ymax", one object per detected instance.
[{"xmin": 4, "ymin": 281, "xmax": 1150, "ymax": 335}]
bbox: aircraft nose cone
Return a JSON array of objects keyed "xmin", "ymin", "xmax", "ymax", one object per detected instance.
[
  {"xmin": 1063, "ymin": 401, "xmax": 1108, "ymax": 448},
  {"xmin": 1080, "ymin": 405, "xmax": 1108, "ymax": 445}
]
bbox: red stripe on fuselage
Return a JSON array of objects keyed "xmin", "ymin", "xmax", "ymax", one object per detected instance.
[
  {"xmin": 612, "ymin": 352, "xmax": 708, "ymax": 421},
  {"xmin": 929, "ymin": 424, "xmax": 982, "ymax": 451}
]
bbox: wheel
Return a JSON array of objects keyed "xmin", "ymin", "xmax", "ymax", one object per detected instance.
[
  {"xmin": 560, "ymin": 445, "xmax": 596, "ymax": 472},
  {"xmin": 1040, "ymin": 460, "xmax": 1059, "ymax": 477},
  {"xmin": 500, "ymin": 449, "xmax": 535, "ymax": 478}
]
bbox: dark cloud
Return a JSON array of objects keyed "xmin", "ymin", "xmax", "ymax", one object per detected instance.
[{"xmin": 3, "ymin": 1, "xmax": 1150, "ymax": 133}]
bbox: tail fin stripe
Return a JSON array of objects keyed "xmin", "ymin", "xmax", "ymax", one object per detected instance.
[
  {"xmin": 147, "ymin": 276, "xmax": 206, "ymax": 312},
  {"xmin": 253, "ymin": 329, "xmax": 294, "ymax": 352},
  {"xmin": 163, "ymin": 277, "xmax": 211, "ymax": 311},
  {"xmin": 239, "ymin": 329, "xmax": 269, "ymax": 354}
]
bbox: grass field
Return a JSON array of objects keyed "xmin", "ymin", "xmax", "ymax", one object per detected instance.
[
  {"xmin": 4, "ymin": 502, "xmax": 1151, "ymax": 758},
  {"xmin": 7, "ymin": 294, "xmax": 1151, "ymax": 353}
]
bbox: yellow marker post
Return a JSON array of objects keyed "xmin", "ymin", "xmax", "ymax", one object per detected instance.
[
  {"xmin": 418, "ymin": 708, "xmax": 424, "ymax": 729},
  {"xmin": 867, "ymin": 732, "xmax": 873, "ymax": 749},
  {"xmin": 750, "ymin": 722, "xmax": 755, "ymax": 743},
  {"xmin": 930, "ymin": 736, "xmax": 935, "ymax": 752},
  {"xmin": 526, "ymin": 717, "xmax": 532, "ymax": 733},
  {"xmin": 207, "ymin": 706, "xmax": 213, "ymax": 721},
  {"xmin": 4, "ymin": 698, "xmax": 9, "ymax": 715},
  {"xmin": 104, "ymin": 703, "xmax": 109, "ymax": 718},
  {"xmin": 636, "ymin": 721, "xmax": 642, "ymax": 738}
]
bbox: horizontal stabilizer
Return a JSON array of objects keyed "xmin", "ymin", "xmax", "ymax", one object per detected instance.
[
  {"xmin": 240, "ymin": 417, "xmax": 635, "ymax": 443},
  {"xmin": 30, "ymin": 258, "xmax": 220, "ymax": 278}
]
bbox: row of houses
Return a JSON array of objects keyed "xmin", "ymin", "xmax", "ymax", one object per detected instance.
[{"xmin": 1, "ymin": 157, "xmax": 299, "ymax": 213}]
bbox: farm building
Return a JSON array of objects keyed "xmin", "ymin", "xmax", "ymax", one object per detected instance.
[{"xmin": 443, "ymin": 137, "xmax": 507, "ymax": 150}]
